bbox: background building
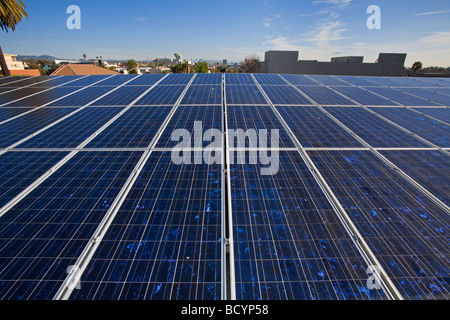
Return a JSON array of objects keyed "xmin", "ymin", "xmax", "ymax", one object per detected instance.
[
  {"xmin": 260, "ymin": 51, "xmax": 407, "ymax": 76},
  {"xmin": 0, "ymin": 54, "xmax": 40, "ymax": 76}
]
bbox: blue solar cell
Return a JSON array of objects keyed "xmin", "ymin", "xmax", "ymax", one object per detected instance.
[
  {"xmin": 0, "ymin": 88, "xmax": 50, "ymax": 105},
  {"xmin": 159, "ymin": 74, "xmax": 193, "ymax": 85},
  {"xmin": 0, "ymin": 151, "xmax": 143, "ymax": 300},
  {"xmin": 227, "ymin": 105, "xmax": 295, "ymax": 148},
  {"xmin": 125, "ymin": 74, "xmax": 165, "ymax": 86},
  {"xmin": 277, "ymin": 106, "xmax": 363, "ymax": 148},
  {"xmin": 0, "ymin": 108, "xmax": 79, "ymax": 148},
  {"xmin": 262, "ymin": 86, "xmax": 313, "ymax": 105},
  {"xmin": 156, "ymin": 105, "xmax": 223, "ymax": 148},
  {"xmin": 324, "ymin": 107, "xmax": 430, "ymax": 148},
  {"xmin": 309, "ymin": 150, "xmax": 450, "ymax": 300},
  {"xmin": 58, "ymin": 76, "xmax": 113, "ymax": 87},
  {"xmin": 226, "ymin": 85, "xmax": 267, "ymax": 105},
  {"xmin": 396, "ymin": 88, "xmax": 450, "ymax": 106},
  {"xmin": 193, "ymin": 73, "xmax": 222, "ymax": 85},
  {"xmin": 296, "ymin": 86, "xmax": 356, "ymax": 105},
  {"xmin": 333, "ymin": 76, "xmax": 383, "ymax": 87},
  {"xmin": 4, "ymin": 87, "xmax": 83, "ymax": 107},
  {"xmin": 92, "ymin": 75, "xmax": 139, "ymax": 86},
  {"xmin": 135, "ymin": 86, "xmax": 186, "ymax": 105},
  {"xmin": 254, "ymin": 74, "xmax": 287, "ymax": 85},
  {"xmin": 181, "ymin": 85, "xmax": 222, "ymax": 105},
  {"xmin": 380, "ymin": 150, "xmax": 450, "ymax": 205},
  {"xmin": 69, "ymin": 151, "xmax": 222, "ymax": 300},
  {"xmin": 364, "ymin": 87, "xmax": 440, "ymax": 106},
  {"xmin": 87, "ymin": 106, "xmax": 173, "ymax": 148},
  {"xmin": 47, "ymin": 87, "xmax": 116, "ymax": 106},
  {"xmin": 412, "ymin": 108, "xmax": 450, "ymax": 123},
  {"xmin": 225, "ymin": 74, "xmax": 255, "ymax": 85},
  {"xmin": 0, "ymin": 151, "xmax": 69, "ymax": 208},
  {"xmin": 16, "ymin": 107, "xmax": 125, "ymax": 149},
  {"xmin": 281, "ymin": 74, "xmax": 326, "ymax": 86},
  {"xmin": 369, "ymin": 107, "xmax": 449, "ymax": 147},
  {"xmin": 231, "ymin": 151, "xmax": 387, "ymax": 300},
  {"xmin": 332, "ymin": 87, "xmax": 397, "ymax": 105},
  {"xmin": 0, "ymin": 108, "xmax": 33, "ymax": 123},
  {"xmin": 90, "ymin": 86, "xmax": 150, "ymax": 106},
  {"xmin": 307, "ymin": 75, "xmax": 349, "ymax": 86}
]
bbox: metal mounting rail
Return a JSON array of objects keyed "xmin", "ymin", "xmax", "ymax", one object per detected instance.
[
  {"xmin": 253, "ymin": 74, "xmax": 404, "ymax": 300},
  {"xmin": 53, "ymin": 74, "xmax": 198, "ymax": 300},
  {"xmin": 223, "ymin": 74, "xmax": 237, "ymax": 300}
]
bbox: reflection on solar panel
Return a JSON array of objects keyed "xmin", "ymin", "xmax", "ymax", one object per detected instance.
[
  {"xmin": 0, "ymin": 74, "xmax": 448, "ymax": 301},
  {"xmin": 308, "ymin": 151, "xmax": 449, "ymax": 300}
]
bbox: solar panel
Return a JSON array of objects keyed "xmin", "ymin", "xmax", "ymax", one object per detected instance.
[
  {"xmin": 259, "ymin": 86, "xmax": 313, "ymax": 105},
  {"xmin": 226, "ymin": 105, "xmax": 295, "ymax": 148},
  {"xmin": 0, "ymin": 151, "xmax": 143, "ymax": 299},
  {"xmin": 368, "ymin": 107, "xmax": 449, "ymax": 147},
  {"xmin": 16, "ymin": 107, "xmax": 125, "ymax": 149},
  {"xmin": 324, "ymin": 107, "xmax": 430, "ymax": 148},
  {"xmin": 225, "ymin": 85, "xmax": 267, "ymax": 105},
  {"xmin": 69, "ymin": 151, "xmax": 222, "ymax": 300},
  {"xmin": 295, "ymin": 86, "xmax": 356, "ymax": 105},
  {"xmin": 276, "ymin": 106, "xmax": 363, "ymax": 148},
  {"xmin": 0, "ymin": 74, "xmax": 448, "ymax": 302},
  {"xmin": 308, "ymin": 150, "xmax": 450, "ymax": 300},
  {"xmin": 230, "ymin": 151, "xmax": 387, "ymax": 300}
]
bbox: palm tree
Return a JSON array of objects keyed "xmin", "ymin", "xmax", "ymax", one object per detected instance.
[
  {"xmin": 412, "ymin": 61, "xmax": 423, "ymax": 76},
  {"xmin": 0, "ymin": 0, "xmax": 28, "ymax": 76}
]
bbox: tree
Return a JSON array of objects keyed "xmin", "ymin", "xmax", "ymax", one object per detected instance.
[
  {"xmin": 170, "ymin": 62, "xmax": 189, "ymax": 73},
  {"xmin": 412, "ymin": 61, "xmax": 423, "ymax": 76},
  {"xmin": 0, "ymin": 0, "xmax": 28, "ymax": 76},
  {"xmin": 195, "ymin": 61, "xmax": 209, "ymax": 73},
  {"xmin": 126, "ymin": 59, "xmax": 138, "ymax": 74},
  {"xmin": 240, "ymin": 54, "xmax": 260, "ymax": 73}
]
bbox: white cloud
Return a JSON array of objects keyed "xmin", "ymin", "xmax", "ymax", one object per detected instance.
[
  {"xmin": 135, "ymin": 17, "xmax": 148, "ymax": 22},
  {"xmin": 417, "ymin": 31, "xmax": 450, "ymax": 47},
  {"xmin": 313, "ymin": 0, "xmax": 352, "ymax": 9},
  {"xmin": 415, "ymin": 10, "xmax": 450, "ymax": 16}
]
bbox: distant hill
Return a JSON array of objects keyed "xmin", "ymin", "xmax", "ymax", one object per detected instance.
[{"xmin": 16, "ymin": 55, "xmax": 57, "ymax": 61}]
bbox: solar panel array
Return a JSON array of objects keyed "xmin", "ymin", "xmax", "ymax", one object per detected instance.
[{"xmin": 0, "ymin": 73, "xmax": 448, "ymax": 301}]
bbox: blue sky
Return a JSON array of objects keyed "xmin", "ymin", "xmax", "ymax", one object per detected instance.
[{"xmin": 1, "ymin": 0, "xmax": 450, "ymax": 66}]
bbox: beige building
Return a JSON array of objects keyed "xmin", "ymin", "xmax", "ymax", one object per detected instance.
[{"xmin": 0, "ymin": 54, "xmax": 40, "ymax": 76}]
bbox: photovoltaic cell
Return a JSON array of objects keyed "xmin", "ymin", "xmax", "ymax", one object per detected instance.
[
  {"xmin": 0, "ymin": 108, "xmax": 33, "ymax": 123},
  {"xmin": 281, "ymin": 75, "xmax": 320, "ymax": 86},
  {"xmin": 48, "ymin": 87, "xmax": 116, "ymax": 106},
  {"xmin": 159, "ymin": 74, "xmax": 193, "ymax": 85},
  {"xmin": 193, "ymin": 74, "xmax": 222, "ymax": 85},
  {"xmin": 225, "ymin": 74, "xmax": 255, "ymax": 85},
  {"xmin": 156, "ymin": 105, "xmax": 223, "ymax": 149},
  {"xmin": 16, "ymin": 107, "xmax": 125, "ymax": 149},
  {"xmin": 411, "ymin": 108, "xmax": 450, "ymax": 124},
  {"xmin": 135, "ymin": 86, "xmax": 186, "ymax": 105},
  {"xmin": 332, "ymin": 87, "xmax": 397, "ymax": 106},
  {"xmin": 296, "ymin": 86, "xmax": 356, "ymax": 105},
  {"xmin": 0, "ymin": 151, "xmax": 69, "ymax": 208},
  {"xmin": 90, "ymin": 86, "xmax": 151, "ymax": 106},
  {"xmin": 226, "ymin": 85, "xmax": 267, "ymax": 105},
  {"xmin": 363, "ymin": 87, "xmax": 440, "ymax": 106},
  {"xmin": 380, "ymin": 150, "xmax": 450, "ymax": 205},
  {"xmin": 307, "ymin": 75, "xmax": 349, "ymax": 86},
  {"xmin": 0, "ymin": 108, "xmax": 79, "ymax": 148},
  {"xmin": 395, "ymin": 88, "xmax": 450, "ymax": 106},
  {"xmin": 226, "ymin": 105, "xmax": 295, "ymax": 148},
  {"xmin": 324, "ymin": 107, "xmax": 430, "ymax": 148},
  {"xmin": 70, "ymin": 151, "xmax": 222, "ymax": 300},
  {"xmin": 276, "ymin": 106, "xmax": 363, "ymax": 148},
  {"xmin": 0, "ymin": 88, "xmax": 50, "ymax": 105},
  {"xmin": 181, "ymin": 85, "xmax": 222, "ymax": 105},
  {"xmin": 333, "ymin": 76, "xmax": 382, "ymax": 87},
  {"xmin": 124, "ymin": 74, "xmax": 165, "ymax": 86},
  {"xmin": 253, "ymin": 74, "xmax": 287, "ymax": 85},
  {"xmin": 261, "ymin": 86, "xmax": 313, "ymax": 105},
  {"xmin": 0, "ymin": 151, "xmax": 143, "ymax": 300},
  {"xmin": 231, "ymin": 151, "xmax": 387, "ymax": 300},
  {"xmin": 369, "ymin": 107, "xmax": 449, "ymax": 147},
  {"xmin": 308, "ymin": 150, "xmax": 450, "ymax": 300},
  {"xmin": 5, "ymin": 87, "xmax": 83, "ymax": 107},
  {"xmin": 86, "ymin": 106, "xmax": 173, "ymax": 148}
]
